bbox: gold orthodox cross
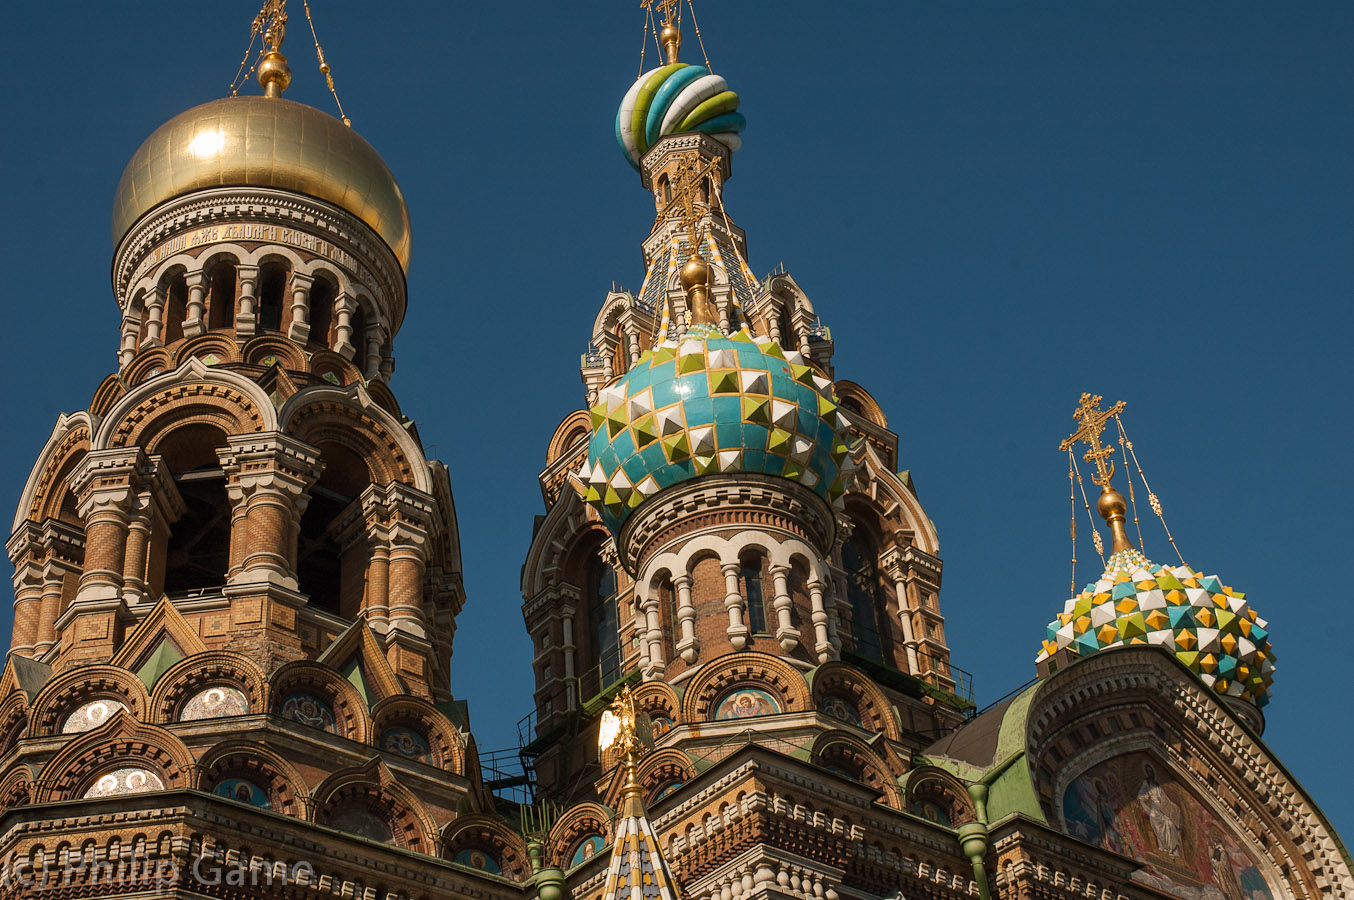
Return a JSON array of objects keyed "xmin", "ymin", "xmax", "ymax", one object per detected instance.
[
  {"xmin": 657, "ymin": 152, "xmax": 723, "ymax": 258},
  {"xmin": 1059, "ymin": 393, "xmax": 1126, "ymax": 487},
  {"xmin": 643, "ymin": 0, "xmax": 680, "ymax": 27}
]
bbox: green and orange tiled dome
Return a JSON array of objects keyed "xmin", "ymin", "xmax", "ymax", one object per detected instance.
[
  {"xmin": 577, "ymin": 327, "xmax": 849, "ymax": 535},
  {"xmin": 1036, "ymin": 547, "xmax": 1275, "ymax": 706}
]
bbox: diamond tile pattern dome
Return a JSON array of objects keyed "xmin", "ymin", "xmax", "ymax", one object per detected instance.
[
  {"xmin": 1037, "ymin": 548, "xmax": 1276, "ymax": 706},
  {"xmin": 578, "ymin": 328, "xmax": 849, "ymax": 534}
]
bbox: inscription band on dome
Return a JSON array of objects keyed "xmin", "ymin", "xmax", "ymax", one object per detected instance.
[{"xmin": 134, "ymin": 221, "xmax": 359, "ymax": 281}]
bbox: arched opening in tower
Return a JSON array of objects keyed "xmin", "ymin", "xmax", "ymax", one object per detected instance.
[
  {"xmin": 297, "ymin": 442, "xmax": 371, "ymax": 617},
  {"xmin": 162, "ymin": 424, "xmax": 231, "ymax": 596},
  {"xmin": 256, "ymin": 260, "xmax": 289, "ymax": 333},
  {"xmin": 162, "ymin": 270, "xmax": 188, "ymax": 345},
  {"xmin": 843, "ymin": 529, "xmax": 884, "ymax": 664},
  {"xmin": 308, "ymin": 275, "xmax": 337, "ymax": 348},
  {"xmin": 207, "ymin": 260, "xmax": 237, "ymax": 331},
  {"xmin": 585, "ymin": 553, "xmax": 622, "ymax": 697}
]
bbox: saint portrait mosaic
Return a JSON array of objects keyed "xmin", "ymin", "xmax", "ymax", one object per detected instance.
[
  {"xmin": 213, "ymin": 778, "xmax": 270, "ymax": 809},
  {"xmin": 180, "ymin": 685, "xmax": 250, "ymax": 721},
  {"xmin": 381, "ymin": 726, "xmax": 432, "ymax": 763},
  {"xmin": 454, "ymin": 849, "xmax": 502, "ymax": 874},
  {"xmin": 280, "ymin": 693, "xmax": 337, "ymax": 733},
  {"xmin": 62, "ymin": 698, "xmax": 126, "ymax": 734},
  {"xmin": 84, "ymin": 767, "xmax": 163, "ymax": 798},
  {"xmin": 570, "ymin": 835, "xmax": 606, "ymax": 867},
  {"xmin": 1063, "ymin": 751, "xmax": 1276, "ymax": 900},
  {"xmin": 714, "ymin": 687, "xmax": 780, "ymax": 720}
]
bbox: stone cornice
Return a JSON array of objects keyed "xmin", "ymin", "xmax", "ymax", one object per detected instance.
[{"xmin": 112, "ymin": 187, "xmax": 406, "ymax": 333}]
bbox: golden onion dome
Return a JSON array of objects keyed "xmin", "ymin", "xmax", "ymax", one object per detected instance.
[{"xmin": 111, "ymin": 96, "xmax": 411, "ymax": 271}]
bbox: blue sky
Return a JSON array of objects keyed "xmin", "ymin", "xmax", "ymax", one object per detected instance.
[{"xmin": 2, "ymin": 3, "xmax": 1349, "ymax": 838}]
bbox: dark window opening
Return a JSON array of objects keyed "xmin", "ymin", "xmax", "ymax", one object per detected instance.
[
  {"xmin": 588, "ymin": 556, "xmax": 621, "ymax": 690},
  {"xmin": 742, "ymin": 556, "xmax": 769, "ymax": 635},
  {"xmin": 207, "ymin": 263, "xmax": 236, "ymax": 331},
  {"xmin": 296, "ymin": 487, "xmax": 348, "ymax": 615},
  {"xmin": 309, "ymin": 278, "xmax": 337, "ymax": 347},
  {"xmin": 165, "ymin": 467, "xmax": 230, "ymax": 595},
  {"xmin": 163, "ymin": 274, "xmax": 188, "ymax": 344},
  {"xmin": 297, "ymin": 443, "xmax": 371, "ymax": 617},
  {"xmin": 843, "ymin": 532, "xmax": 883, "ymax": 662},
  {"xmin": 257, "ymin": 262, "xmax": 288, "ymax": 332},
  {"xmin": 659, "ymin": 577, "xmax": 677, "ymax": 656}
]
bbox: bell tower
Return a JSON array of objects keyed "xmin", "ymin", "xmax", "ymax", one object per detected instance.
[
  {"xmin": 520, "ymin": 3, "xmax": 969, "ymax": 821},
  {"xmin": 0, "ymin": 5, "xmax": 527, "ymax": 892}
]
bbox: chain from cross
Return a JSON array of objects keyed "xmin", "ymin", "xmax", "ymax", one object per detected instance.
[
  {"xmin": 657, "ymin": 152, "xmax": 723, "ymax": 259},
  {"xmin": 642, "ymin": 0, "xmax": 680, "ymax": 27},
  {"xmin": 1059, "ymin": 393, "xmax": 1126, "ymax": 488}
]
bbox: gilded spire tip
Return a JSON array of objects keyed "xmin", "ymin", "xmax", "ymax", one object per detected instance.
[
  {"xmin": 253, "ymin": 0, "xmax": 291, "ymax": 98},
  {"xmin": 1060, "ymin": 393, "xmax": 1133, "ymax": 553}
]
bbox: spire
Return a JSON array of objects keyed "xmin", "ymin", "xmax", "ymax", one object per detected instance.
[
  {"xmin": 657, "ymin": 152, "xmax": 724, "ymax": 328},
  {"xmin": 598, "ymin": 687, "xmax": 680, "ymax": 900},
  {"xmin": 255, "ymin": 0, "xmax": 292, "ymax": 98},
  {"xmin": 1059, "ymin": 393, "xmax": 1133, "ymax": 553},
  {"xmin": 654, "ymin": 0, "xmax": 683, "ymax": 64}
]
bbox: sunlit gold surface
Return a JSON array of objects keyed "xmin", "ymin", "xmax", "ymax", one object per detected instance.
[{"xmin": 112, "ymin": 96, "xmax": 411, "ymax": 271}]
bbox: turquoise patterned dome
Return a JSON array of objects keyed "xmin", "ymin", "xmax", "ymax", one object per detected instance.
[
  {"xmin": 1036, "ymin": 547, "xmax": 1276, "ymax": 707},
  {"xmin": 577, "ymin": 327, "xmax": 848, "ymax": 535},
  {"xmin": 616, "ymin": 63, "xmax": 746, "ymax": 170}
]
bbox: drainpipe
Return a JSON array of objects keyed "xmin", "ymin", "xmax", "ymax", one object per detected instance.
[
  {"xmin": 956, "ymin": 783, "xmax": 992, "ymax": 900},
  {"xmin": 528, "ymin": 838, "xmax": 568, "ymax": 900}
]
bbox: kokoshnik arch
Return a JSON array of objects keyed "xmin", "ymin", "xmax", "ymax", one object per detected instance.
[{"xmin": 0, "ymin": 2, "xmax": 1348, "ymax": 899}]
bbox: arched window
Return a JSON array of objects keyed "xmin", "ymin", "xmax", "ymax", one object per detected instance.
[
  {"xmin": 162, "ymin": 425, "xmax": 231, "ymax": 595},
  {"xmin": 842, "ymin": 532, "xmax": 883, "ymax": 663},
  {"xmin": 587, "ymin": 556, "xmax": 621, "ymax": 691},
  {"xmin": 207, "ymin": 262, "xmax": 237, "ymax": 331},
  {"xmin": 163, "ymin": 272, "xmax": 188, "ymax": 344},
  {"xmin": 659, "ymin": 576, "xmax": 677, "ymax": 657},
  {"xmin": 741, "ymin": 555, "xmax": 769, "ymax": 635},
  {"xmin": 658, "ymin": 174, "xmax": 672, "ymax": 203},
  {"xmin": 256, "ymin": 261, "xmax": 288, "ymax": 332},
  {"xmin": 309, "ymin": 276, "xmax": 337, "ymax": 347},
  {"xmin": 297, "ymin": 443, "xmax": 371, "ymax": 617}
]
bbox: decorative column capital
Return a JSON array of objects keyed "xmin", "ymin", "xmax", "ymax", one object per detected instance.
[
  {"xmin": 70, "ymin": 448, "xmax": 151, "ymax": 522},
  {"xmin": 217, "ymin": 432, "xmax": 324, "ymax": 502}
]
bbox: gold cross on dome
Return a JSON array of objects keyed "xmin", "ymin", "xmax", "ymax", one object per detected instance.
[
  {"xmin": 1059, "ymin": 393, "xmax": 1126, "ymax": 487},
  {"xmin": 657, "ymin": 152, "xmax": 723, "ymax": 259},
  {"xmin": 643, "ymin": 0, "xmax": 680, "ymax": 27}
]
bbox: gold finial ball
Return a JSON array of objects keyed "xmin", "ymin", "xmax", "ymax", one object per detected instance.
[
  {"xmin": 256, "ymin": 51, "xmax": 292, "ymax": 96},
  {"xmin": 1097, "ymin": 486, "xmax": 1128, "ymax": 520},
  {"xmin": 679, "ymin": 253, "xmax": 710, "ymax": 292},
  {"xmin": 661, "ymin": 22, "xmax": 681, "ymax": 46}
]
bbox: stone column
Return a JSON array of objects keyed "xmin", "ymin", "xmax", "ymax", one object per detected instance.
[
  {"xmin": 7, "ymin": 527, "xmax": 44, "ymax": 657},
  {"xmin": 120, "ymin": 457, "xmax": 182, "ymax": 606},
  {"xmin": 140, "ymin": 286, "xmax": 166, "ymax": 350},
  {"xmin": 807, "ymin": 579, "xmax": 836, "ymax": 663},
  {"xmin": 70, "ymin": 448, "xmax": 147, "ymax": 604},
  {"xmin": 235, "ymin": 265, "xmax": 259, "ymax": 337},
  {"xmin": 768, "ymin": 309, "xmax": 784, "ymax": 345},
  {"xmin": 641, "ymin": 587, "xmax": 665, "ymax": 677},
  {"xmin": 333, "ymin": 292, "xmax": 358, "ymax": 358},
  {"xmin": 770, "ymin": 564, "xmax": 799, "ymax": 651},
  {"xmin": 218, "ymin": 434, "xmax": 323, "ymax": 589},
  {"xmin": 286, "ymin": 272, "xmax": 314, "ymax": 343},
  {"xmin": 881, "ymin": 546, "xmax": 925, "ymax": 675},
  {"xmin": 119, "ymin": 317, "xmax": 141, "ymax": 367},
  {"xmin": 182, "ymin": 269, "xmax": 206, "ymax": 337},
  {"xmin": 626, "ymin": 327, "xmax": 642, "ymax": 366},
  {"xmin": 362, "ymin": 522, "xmax": 392, "ymax": 633},
  {"xmin": 673, "ymin": 574, "xmax": 698, "ymax": 663},
  {"xmin": 371, "ymin": 483, "xmax": 435, "ymax": 640},
  {"xmin": 722, "ymin": 561, "xmax": 749, "ymax": 650},
  {"xmin": 363, "ymin": 324, "xmax": 387, "ymax": 380},
  {"xmin": 560, "ymin": 600, "xmax": 578, "ymax": 711}
]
